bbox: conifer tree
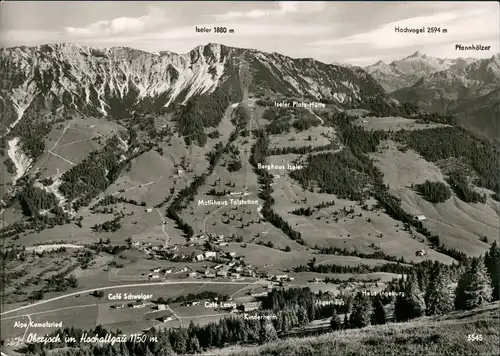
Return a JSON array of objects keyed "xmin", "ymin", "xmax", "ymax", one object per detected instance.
[
  {"xmin": 297, "ymin": 306, "xmax": 309, "ymax": 325},
  {"xmin": 343, "ymin": 313, "xmax": 349, "ymax": 329},
  {"xmin": 153, "ymin": 333, "xmax": 175, "ymax": 355},
  {"xmin": 330, "ymin": 313, "xmax": 342, "ymax": 330},
  {"xmin": 259, "ymin": 321, "xmax": 278, "ymax": 344},
  {"xmin": 187, "ymin": 335, "xmax": 201, "ymax": 354},
  {"xmin": 349, "ymin": 292, "xmax": 373, "ymax": 328},
  {"xmin": 455, "ymin": 257, "xmax": 493, "ymax": 310},
  {"xmin": 372, "ymin": 296, "xmax": 387, "ymax": 325},
  {"xmin": 425, "ymin": 261, "xmax": 454, "ymax": 315},
  {"xmin": 395, "ymin": 273, "xmax": 426, "ymax": 321},
  {"xmin": 485, "ymin": 241, "xmax": 500, "ymax": 301}
]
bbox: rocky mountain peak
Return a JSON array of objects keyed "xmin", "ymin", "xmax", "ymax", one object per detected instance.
[{"xmin": 406, "ymin": 51, "xmax": 427, "ymax": 59}]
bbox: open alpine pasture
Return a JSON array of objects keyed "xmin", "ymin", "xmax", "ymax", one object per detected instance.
[
  {"xmin": 372, "ymin": 140, "xmax": 500, "ymax": 256},
  {"xmin": 270, "ymin": 171, "xmax": 455, "ymax": 264},
  {"xmin": 353, "ymin": 116, "xmax": 450, "ymax": 132}
]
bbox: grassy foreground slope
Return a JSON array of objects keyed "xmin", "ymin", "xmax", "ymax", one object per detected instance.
[{"xmin": 213, "ymin": 303, "xmax": 499, "ymax": 356}]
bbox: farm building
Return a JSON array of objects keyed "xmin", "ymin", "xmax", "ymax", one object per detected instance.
[
  {"xmin": 130, "ymin": 301, "xmax": 148, "ymax": 308},
  {"xmin": 241, "ymin": 302, "xmax": 261, "ymax": 312},
  {"xmin": 204, "ymin": 251, "xmax": 217, "ymax": 259},
  {"xmin": 195, "ymin": 254, "xmax": 205, "ymax": 261}
]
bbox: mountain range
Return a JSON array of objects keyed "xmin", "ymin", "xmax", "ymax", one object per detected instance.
[
  {"xmin": 2, "ymin": 43, "xmax": 498, "ymax": 142},
  {"xmin": 0, "ymin": 43, "xmax": 389, "ymax": 136},
  {"xmin": 366, "ymin": 52, "xmax": 500, "ymax": 141},
  {"xmin": 365, "ymin": 51, "xmax": 479, "ymax": 92}
]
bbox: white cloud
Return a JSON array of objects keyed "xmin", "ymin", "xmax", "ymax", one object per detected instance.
[
  {"xmin": 212, "ymin": 1, "xmax": 325, "ymax": 20},
  {"xmin": 0, "ymin": 30, "xmax": 62, "ymax": 45},
  {"xmin": 278, "ymin": 1, "xmax": 325, "ymax": 14},
  {"xmin": 84, "ymin": 22, "xmax": 331, "ymax": 46},
  {"xmin": 65, "ymin": 6, "xmax": 167, "ymax": 38},
  {"xmin": 308, "ymin": 8, "xmax": 499, "ymax": 49}
]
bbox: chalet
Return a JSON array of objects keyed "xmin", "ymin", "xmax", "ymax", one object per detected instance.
[
  {"xmin": 163, "ymin": 268, "xmax": 174, "ymax": 274},
  {"xmin": 111, "ymin": 304, "xmax": 125, "ymax": 309},
  {"xmin": 195, "ymin": 254, "xmax": 205, "ymax": 261},
  {"xmin": 146, "ymin": 208, "xmax": 153, "ymax": 213},
  {"xmin": 149, "ymin": 274, "xmax": 160, "ymax": 279},
  {"xmin": 416, "ymin": 215, "xmax": 427, "ymax": 221},
  {"xmin": 188, "ymin": 272, "xmax": 197, "ymax": 277},
  {"xmin": 251, "ymin": 291, "xmax": 268, "ymax": 297},
  {"xmin": 188, "ymin": 301, "xmax": 201, "ymax": 306},
  {"xmin": 152, "ymin": 268, "xmax": 161, "ymax": 273},
  {"xmin": 242, "ymin": 302, "xmax": 261, "ymax": 312},
  {"xmin": 204, "ymin": 251, "xmax": 217, "ymax": 259},
  {"xmin": 230, "ymin": 273, "xmax": 241, "ymax": 279},
  {"xmin": 157, "ymin": 304, "xmax": 167, "ymax": 310},
  {"xmin": 216, "ymin": 270, "xmax": 228, "ymax": 277},
  {"xmin": 244, "ymin": 271, "xmax": 256, "ymax": 278},
  {"xmin": 131, "ymin": 301, "xmax": 148, "ymax": 308},
  {"xmin": 416, "ymin": 249, "xmax": 427, "ymax": 257},
  {"xmin": 159, "ymin": 313, "xmax": 175, "ymax": 322}
]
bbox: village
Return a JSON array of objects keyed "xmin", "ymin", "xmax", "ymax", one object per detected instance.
[{"xmin": 129, "ymin": 232, "xmax": 295, "ymax": 283}]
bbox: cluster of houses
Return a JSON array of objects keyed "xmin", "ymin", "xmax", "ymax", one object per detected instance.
[
  {"xmin": 183, "ymin": 298, "xmax": 262, "ymax": 313},
  {"xmin": 147, "ymin": 266, "xmax": 191, "ymax": 279},
  {"xmin": 110, "ymin": 300, "xmax": 150, "ymax": 309},
  {"xmin": 197, "ymin": 262, "xmax": 257, "ymax": 280},
  {"xmin": 134, "ymin": 240, "xmax": 238, "ymax": 263},
  {"xmin": 267, "ymin": 274, "xmax": 294, "ymax": 282},
  {"xmin": 135, "ymin": 235, "xmax": 261, "ymax": 280}
]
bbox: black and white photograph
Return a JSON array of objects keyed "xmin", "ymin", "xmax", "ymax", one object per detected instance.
[{"xmin": 0, "ymin": 1, "xmax": 499, "ymax": 355}]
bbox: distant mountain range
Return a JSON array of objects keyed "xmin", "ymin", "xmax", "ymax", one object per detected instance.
[
  {"xmin": 366, "ymin": 52, "xmax": 500, "ymax": 141},
  {"xmin": 365, "ymin": 51, "xmax": 478, "ymax": 92}
]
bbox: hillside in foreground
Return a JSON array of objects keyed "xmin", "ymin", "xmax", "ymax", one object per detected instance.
[{"xmin": 212, "ymin": 303, "xmax": 499, "ymax": 356}]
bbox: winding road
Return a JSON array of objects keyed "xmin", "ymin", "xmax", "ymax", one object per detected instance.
[{"xmin": 155, "ymin": 207, "xmax": 171, "ymax": 246}]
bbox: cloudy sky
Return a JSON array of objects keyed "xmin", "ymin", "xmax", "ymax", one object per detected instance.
[{"xmin": 1, "ymin": 1, "xmax": 498, "ymax": 65}]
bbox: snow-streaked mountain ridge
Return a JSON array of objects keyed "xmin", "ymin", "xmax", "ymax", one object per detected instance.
[{"xmin": 0, "ymin": 42, "xmax": 389, "ymax": 133}]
